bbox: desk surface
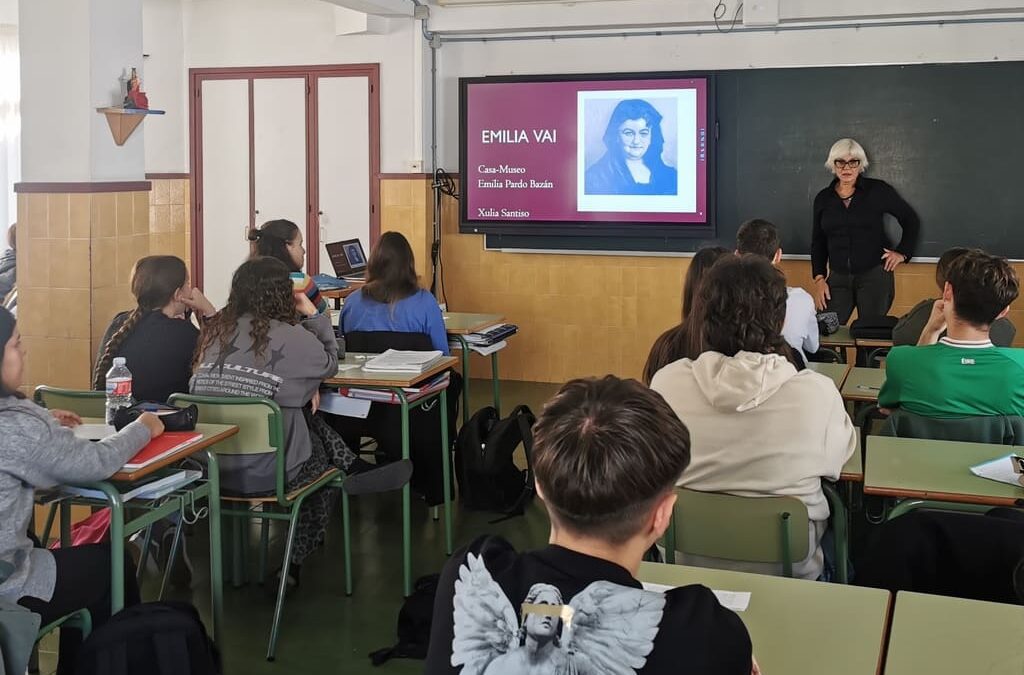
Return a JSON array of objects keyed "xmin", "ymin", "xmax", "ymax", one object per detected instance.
[
  {"xmin": 807, "ymin": 361, "xmax": 852, "ymax": 389},
  {"xmin": 885, "ymin": 591, "xmax": 1024, "ymax": 675},
  {"xmin": 841, "ymin": 367, "xmax": 886, "ymax": 402},
  {"xmin": 864, "ymin": 436, "xmax": 1024, "ymax": 507},
  {"xmin": 638, "ymin": 563, "xmax": 890, "ymax": 675},
  {"xmin": 444, "ymin": 312, "xmax": 505, "ymax": 335},
  {"xmin": 107, "ymin": 422, "xmax": 239, "ymax": 482},
  {"xmin": 821, "ymin": 326, "xmax": 855, "ymax": 347},
  {"xmin": 324, "ymin": 353, "xmax": 459, "ymax": 388},
  {"xmin": 840, "ymin": 435, "xmax": 863, "ymax": 482},
  {"xmin": 321, "ymin": 284, "xmax": 363, "ymax": 300}
]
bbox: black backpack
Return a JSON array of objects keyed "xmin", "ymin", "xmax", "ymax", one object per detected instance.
[
  {"xmin": 76, "ymin": 601, "xmax": 221, "ymax": 675},
  {"xmin": 368, "ymin": 574, "xmax": 440, "ymax": 666},
  {"xmin": 455, "ymin": 405, "xmax": 536, "ymax": 519}
]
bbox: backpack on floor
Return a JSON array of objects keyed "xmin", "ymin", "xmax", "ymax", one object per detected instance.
[
  {"xmin": 368, "ymin": 574, "xmax": 440, "ymax": 666},
  {"xmin": 76, "ymin": 601, "xmax": 221, "ymax": 675},
  {"xmin": 455, "ymin": 404, "xmax": 536, "ymax": 519}
]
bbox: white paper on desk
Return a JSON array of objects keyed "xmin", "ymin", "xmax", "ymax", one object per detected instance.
[
  {"xmin": 73, "ymin": 423, "xmax": 116, "ymax": 440},
  {"xmin": 318, "ymin": 392, "xmax": 372, "ymax": 419},
  {"xmin": 970, "ymin": 455, "xmax": 1024, "ymax": 488},
  {"xmin": 468, "ymin": 340, "xmax": 507, "ymax": 356},
  {"xmin": 641, "ymin": 582, "xmax": 750, "ymax": 612}
]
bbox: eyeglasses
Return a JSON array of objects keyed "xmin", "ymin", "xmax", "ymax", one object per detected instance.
[{"xmin": 834, "ymin": 159, "xmax": 861, "ymax": 169}]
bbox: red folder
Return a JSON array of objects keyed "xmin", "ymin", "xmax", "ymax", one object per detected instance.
[{"xmin": 122, "ymin": 432, "xmax": 204, "ymax": 471}]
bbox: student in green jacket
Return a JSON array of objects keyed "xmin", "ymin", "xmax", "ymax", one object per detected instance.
[{"xmin": 879, "ymin": 249, "xmax": 1024, "ymax": 418}]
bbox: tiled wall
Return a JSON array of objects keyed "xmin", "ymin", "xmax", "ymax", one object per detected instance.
[
  {"xmin": 16, "ymin": 180, "xmax": 189, "ymax": 393},
  {"xmin": 380, "ymin": 177, "xmax": 1024, "ymax": 384}
]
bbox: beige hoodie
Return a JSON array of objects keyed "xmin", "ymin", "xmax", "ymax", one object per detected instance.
[{"xmin": 650, "ymin": 350, "xmax": 856, "ymax": 580}]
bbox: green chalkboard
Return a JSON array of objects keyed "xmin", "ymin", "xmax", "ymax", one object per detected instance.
[{"xmin": 485, "ymin": 61, "xmax": 1024, "ymax": 259}]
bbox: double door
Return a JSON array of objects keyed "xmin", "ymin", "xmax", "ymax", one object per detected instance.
[{"xmin": 190, "ymin": 65, "xmax": 380, "ymax": 305}]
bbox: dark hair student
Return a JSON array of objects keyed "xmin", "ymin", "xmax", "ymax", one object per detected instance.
[
  {"xmin": 361, "ymin": 231, "xmax": 420, "ymax": 305},
  {"xmin": 248, "ymin": 219, "xmax": 303, "ymax": 272}
]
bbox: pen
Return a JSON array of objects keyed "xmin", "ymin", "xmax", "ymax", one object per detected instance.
[{"xmin": 856, "ymin": 385, "xmax": 881, "ymax": 391}]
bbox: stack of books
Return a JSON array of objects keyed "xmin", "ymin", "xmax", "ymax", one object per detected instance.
[
  {"xmin": 363, "ymin": 349, "xmax": 446, "ymax": 374},
  {"xmin": 464, "ymin": 323, "xmax": 518, "ymax": 347},
  {"xmin": 337, "ymin": 371, "xmax": 452, "ymax": 404}
]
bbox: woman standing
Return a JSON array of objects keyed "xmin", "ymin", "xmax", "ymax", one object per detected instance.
[{"xmin": 811, "ymin": 138, "xmax": 920, "ymax": 324}]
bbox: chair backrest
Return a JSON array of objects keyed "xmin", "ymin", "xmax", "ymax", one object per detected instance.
[
  {"xmin": 671, "ymin": 488, "xmax": 810, "ymax": 573},
  {"xmin": 167, "ymin": 394, "xmax": 282, "ymax": 457},
  {"xmin": 33, "ymin": 386, "xmax": 106, "ymax": 418},
  {"xmin": 881, "ymin": 409, "xmax": 1024, "ymax": 445},
  {"xmin": 343, "ymin": 331, "xmax": 433, "ymax": 354}
]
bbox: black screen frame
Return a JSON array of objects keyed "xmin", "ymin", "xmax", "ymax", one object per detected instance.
[{"xmin": 458, "ymin": 71, "xmax": 717, "ymax": 240}]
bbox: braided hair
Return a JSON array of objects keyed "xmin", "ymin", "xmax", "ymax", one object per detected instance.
[
  {"xmin": 193, "ymin": 257, "xmax": 296, "ymax": 370},
  {"xmin": 247, "ymin": 219, "xmax": 301, "ymax": 272},
  {"xmin": 92, "ymin": 256, "xmax": 187, "ymax": 389}
]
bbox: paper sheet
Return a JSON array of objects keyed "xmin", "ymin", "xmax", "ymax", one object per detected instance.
[
  {"xmin": 641, "ymin": 582, "xmax": 751, "ymax": 612},
  {"xmin": 970, "ymin": 455, "xmax": 1024, "ymax": 488},
  {"xmin": 318, "ymin": 392, "xmax": 372, "ymax": 419}
]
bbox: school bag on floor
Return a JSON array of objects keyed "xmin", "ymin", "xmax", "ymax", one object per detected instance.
[
  {"xmin": 75, "ymin": 601, "xmax": 221, "ymax": 675},
  {"xmin": 368, "ymin": 574, "xmax": 440, "ymax": 666},
  {"xmin": 455, "ymin": 405, "xmax": 536, "ymax": 520}
]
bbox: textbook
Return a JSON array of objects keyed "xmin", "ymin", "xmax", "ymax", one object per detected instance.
[
  {"xmin": 969, "ymin": 454, "xmax": 1024, "ymax": 488},
  {"xmin": 63, "ymin": 469, "xmax": 203, "ymax": 501},
  {"xmin": 122, "ymin": 432, "xmax": 204, "ymax": 471},
  {"xmin": 363, "ymin": 349, "xmax": 445, "ymax": 374},
  {"xmin": 337, "ymin": 372, "xmax": 451, "ymax": 404}
]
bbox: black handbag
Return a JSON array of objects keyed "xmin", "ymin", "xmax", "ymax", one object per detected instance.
[
  {"xmin": 112, "ymin": 402, "xmax": 199, "ymax": 432},
  {"xmin": 849, "ymin": 315, "xmax": 899, "ymax": 340}
]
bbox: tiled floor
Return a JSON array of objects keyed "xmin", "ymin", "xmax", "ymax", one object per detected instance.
[{"xmin": 38, "ymin": 379, "xmax": 563, "ymax": 675}]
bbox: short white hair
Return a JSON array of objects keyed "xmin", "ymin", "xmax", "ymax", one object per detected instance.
[{"xmin": 825, "ymin": 138, "xmax": 869, "ymax": 174}]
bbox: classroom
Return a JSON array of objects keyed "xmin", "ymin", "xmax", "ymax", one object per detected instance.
[{"xmin": 2, "ymin": 1, "xmax": 1024, "ymax": 673}]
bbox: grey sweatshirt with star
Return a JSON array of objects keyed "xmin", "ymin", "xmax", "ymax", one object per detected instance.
[{"xmin": 190, "ymin": 313, "xmax": 338, "ymax": 495}]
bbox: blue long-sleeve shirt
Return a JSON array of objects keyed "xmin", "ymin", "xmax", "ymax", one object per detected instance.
[{"xmin": 340, "ymin": 288, "xmax": 449, "ymax": 355}]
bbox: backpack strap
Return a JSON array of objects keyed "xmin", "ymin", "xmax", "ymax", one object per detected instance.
[{"xmin": 487, "ymin": 406, "xmax": 537, "ymax": 523}]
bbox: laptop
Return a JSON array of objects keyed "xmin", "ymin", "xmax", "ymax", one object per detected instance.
[{"xmin": 325, "ymin": 238, "xmax": 368, "ymax": 280}]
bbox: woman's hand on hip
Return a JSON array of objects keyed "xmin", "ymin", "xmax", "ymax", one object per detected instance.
[
  {"xmin": 881, "ymin": 248, "xmax": 906, "ymax": 272},
  {"xmin": 812, "ymin": 277, "xmax": 831, "ymax": 312}
]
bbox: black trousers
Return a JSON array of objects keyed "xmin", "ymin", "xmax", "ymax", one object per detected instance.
[
  {"xmin": 827, "ymin": 264, "xmax": 895, "ymax": 325},
  {"xmin": 18, "ymin": 543, "xmax": 140, "ymax": 675}
]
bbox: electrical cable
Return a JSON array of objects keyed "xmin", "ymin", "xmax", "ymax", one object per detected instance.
[{"xmin": 714, "ymin": 1, "xmax": 744, "ymax": 33}]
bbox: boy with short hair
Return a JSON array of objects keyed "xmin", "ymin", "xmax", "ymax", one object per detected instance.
[
  {"xmin": 892, "ymin": 247, "xmax": 1017, "ymax": 346},
  {"xmin": 879, "ymin": 249, "xmax": 1024, "ymax": 417},
  {"xmin": 425, "ymin": 376, "xmax": 754, "ymax": 675},
  {"xmin": 736, "ymin": 218, "xmax": 819, "ymax": 363}
]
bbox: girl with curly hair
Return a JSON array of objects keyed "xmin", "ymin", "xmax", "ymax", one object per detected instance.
[
  {"xmin": 650, "ymin": 254, "xmax": 856, "ymax": 581},
  {"xmin": 191, "ymin": 257, "xmax": 410, "ymax": 583},
  {"xmin": 93, "ymin": 255, "xmax": 216, "ymax": 402}
]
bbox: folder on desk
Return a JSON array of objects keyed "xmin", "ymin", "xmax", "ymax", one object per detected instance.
[{"xmin": 122, "ymin": 432, "xmax": 204, "ymax": 471}]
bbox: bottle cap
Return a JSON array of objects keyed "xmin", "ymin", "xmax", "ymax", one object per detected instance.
[{"xmin": 113, "ymin": 357, "xmax": 127, "ymax": 366}]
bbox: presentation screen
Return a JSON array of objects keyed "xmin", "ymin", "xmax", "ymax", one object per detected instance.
[{"xmin": 459, "ymin": 73, "xmax": 715, "ymax": 238}]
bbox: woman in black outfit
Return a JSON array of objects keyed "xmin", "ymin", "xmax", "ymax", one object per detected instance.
[{"xmin": 811, "ymin": 138, "xmax": 920, "ymax": 324}]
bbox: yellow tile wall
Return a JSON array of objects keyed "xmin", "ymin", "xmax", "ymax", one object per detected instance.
[
  {"xmin": 379, "ymin": 177, "xmax": 1024, "ymax": 384},
  {"xmin": 148, "ymin": 178, "xmax": 191, "ymax": 271}
]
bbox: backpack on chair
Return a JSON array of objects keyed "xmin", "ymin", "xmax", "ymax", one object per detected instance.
[{"xmin": 455, "ymin": 405, "xmax": 536, "ymax": 520}]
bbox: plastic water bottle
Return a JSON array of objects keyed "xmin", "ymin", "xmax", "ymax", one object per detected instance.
[{"xmin": 105, "ymin": 357, "xmax": 134, "ymax": 425}]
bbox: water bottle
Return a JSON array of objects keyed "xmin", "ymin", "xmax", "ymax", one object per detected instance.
[{"xmin": 105, "ymin": 357, "xmax": 134, "ymax": 425}]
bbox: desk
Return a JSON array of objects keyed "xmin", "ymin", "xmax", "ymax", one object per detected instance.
[
  {"xmin": 854, "ymin": 337, "xmax": 892, "ymax": 367},
  {"xmin": 820, "ymin": 326, "xmax": 856, "ymax": 362},
  {"xmin": 324, "ymin": 353, "xmax": 459, "ymax": 595},
  {"xmin": 808, "ymin": 361, "xmax": 852, "ymax": 390},
  {"xmin": 840, "ymin": 436, "xmax": 864, "ymax": 482},
  {"xmin": 62, "ymin": 422, "xmax": 238, "ymax": 643},
  {"xmin": 841, "ymin": 367, "xmax": 886, "ymax": 403},
  {"xmin": 445, "ymin": 312, "xmax": 506, "ymax": 423},
  {"xmin": 638, "ymin": 562, "xmax": 890, "ymax": 675},
  {"xmin": 322, "ymin": 283, "xmax": 364, "ymax": 309},
  {"xmin": 864, "ymin": 436, "xmax": 1024, "ymax": 508},
  {"xmin": 885, "ymin": 591, "xmax": 1024, "ymax": 675}
]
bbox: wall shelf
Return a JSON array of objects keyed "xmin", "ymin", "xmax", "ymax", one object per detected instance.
[{"xmin": 96, "ymin": 107, "xmax": 165, "ymax": 146}]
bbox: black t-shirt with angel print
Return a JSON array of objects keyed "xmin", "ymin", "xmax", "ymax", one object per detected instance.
[{"xmin": 425, "ymin": 535, "xmax": 753, "ymax": 675}]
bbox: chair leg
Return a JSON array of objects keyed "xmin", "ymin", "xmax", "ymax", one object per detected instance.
[
  {"xmin": 41, "ymin": 503, "xmax": 58, "ymax": 546},
  {"xmin": 258, "ymin": 506, "xmax": 270, "ymax": 586},
  {"xmin": 158, "ymin": 519, "xmax": 185, "ymax": 600},
  {"xmin": 231, "ymin": 516, "xmax": 244, "ymax": 589},
  {"xmin": 240, "ymin": 513, "xmax": 251, "ymax": 585},
  {"xmin": 136, "ymin": 523, "xmax": 156, "ymax": 584},
  {"xmin": 342, "ymin": 492, "xmax": 353, "ymax": 596},
  {"xmin": 267, "ymin": 501, "xmax": 304, "ymax": 662}
]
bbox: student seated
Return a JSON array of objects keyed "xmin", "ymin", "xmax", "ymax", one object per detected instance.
[
  {"xmin": 191, "ymin": 257, "xmax": 410, "ymax": 583},
  {"xmin": 893, "ymin": 247, "xmax": 1016, "ymax": 347},
  {"xmin": 425, "ymin": 375, "xmax": 756, "ymax": 675},
  {"xmin": 331, "ymin": 231, "xmax": 460, "ymax": 506},
  {"xmin": 248, "ymin": 218, "xmax": 328, "ymax": 314},
  {"xmin": 650, "ymin": 255, "xmax": 856, "ymax": 580},
  {"xmin": 0, "ymin": 307, "xmax": 164, "ymax": 675},
  {"xmin": 643, "ymin": 246, "xmax": 730, "ymax": 384},
  {"xmin": 93, "ymin": 255, "xmax": 216, "ymax": 402},
  {"xmin": 879, "ymin": 249, "xmax": 1024, "ymax": 418},
  {"xmin": 735, "ymin": 218, "xmax": 819, "ymax": 364}
]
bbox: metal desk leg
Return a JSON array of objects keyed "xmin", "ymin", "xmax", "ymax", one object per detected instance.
[
  {"xmin": 59, "ymin": 501, "xmax": 72, "ymax": 548},
  {"xmin": 107, "ymin": 491, "xmax": 127, "ymax": 613},
  {"xmin": 490, "ymin": 351, "xmax": 501, "ymax": 417},
  {"xmin": 206, "ymin": 450, "xmax": 223, "ymax": 646},
  {"xmin": 440, "ymin": 389, "xmax": 452, "ymax": 555},
  {"xmin": 399, "ymin": 393, "xmax": 412, "ymax": 597},
  {"xmin": 454, "ymin": 335, "xmax": 471, "ymax": 425}
]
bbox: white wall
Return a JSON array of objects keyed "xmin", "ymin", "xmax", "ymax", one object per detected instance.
[{"xmin": 143, "ymin": 0, "xmax": 187, "ymax": 174}]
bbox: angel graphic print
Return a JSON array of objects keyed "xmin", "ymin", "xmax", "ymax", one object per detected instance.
[{"xmin": 451, "ymin": 553, "xmax": 665, "ymax": 674}]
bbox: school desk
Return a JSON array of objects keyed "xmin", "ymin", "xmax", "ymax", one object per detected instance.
[
  {"xmin": 820, "ymin": 326, "xmax": 856, "ymax": 362},
  {"xmin": 841, "ymin": 367, "xmax": 886, "ymax": 403},
  {"xmin": 444, "ymin": 312, "xmax": 508, "ymax": 424},
  {"xmin": 807, "ymin": 361, "xmax": 852, "ymax": 390},
  {"xmin": 324, "ymin": 353, "xmax": 459, "ymax": 596},
  {"xmin": 321, "ymin": 283, "xmax": 364, "ymax": 309},
  {"xmin": 638, "ymin": 562, "xmax": 890, "ymax": 675}
]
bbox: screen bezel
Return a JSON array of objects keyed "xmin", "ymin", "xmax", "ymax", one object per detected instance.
[{"xmin": 458, "ymin": 71, "xmax": 717, "ymax": 239}]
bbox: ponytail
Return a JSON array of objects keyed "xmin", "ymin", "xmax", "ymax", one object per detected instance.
[{"xmin": 92, "ymin": 308, "xmax": 145, "ymax": 390}]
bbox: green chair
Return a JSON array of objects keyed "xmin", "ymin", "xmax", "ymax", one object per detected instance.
[{"xmin": 167, "ymin": 394, "xmax": 350, "ymax": 662}]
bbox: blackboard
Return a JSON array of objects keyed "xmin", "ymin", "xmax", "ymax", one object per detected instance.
[{"xmin": 484, "ymin": 61, "xmax": 1024, "ymax": 259}]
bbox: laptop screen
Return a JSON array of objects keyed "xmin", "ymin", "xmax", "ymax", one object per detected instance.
[{"xmin": 325, "ymin": 239, "xmax": 368, "ymax": 277}]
